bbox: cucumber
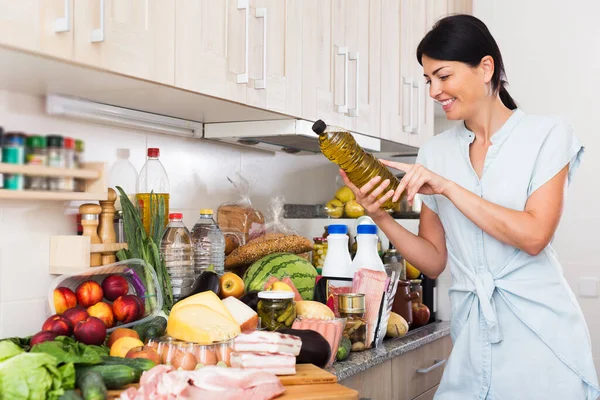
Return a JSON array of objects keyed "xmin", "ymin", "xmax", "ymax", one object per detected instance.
[
  {"xmin": 58, "ymin": 390, "xmax": 84, "ymax": 400},
  {"xmin": 132, "ymin": 316, "xmax": 167, "ymax": 342},
  {"xmin": 76, "ymin": 364, "xmax": 141, "ymax": 390},
  {"xmin": 101, "ymin": 355, "xmax": 156, "ymax": 371},
  {"xmin": 76, "ymin": 371, "xmax": 107, "ymax": 400}
]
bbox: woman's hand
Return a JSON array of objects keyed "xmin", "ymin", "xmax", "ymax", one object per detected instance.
[
  {"xmin": 378, "ymin": 160, "xmax": 451, "ymax": 205},
  {"xmin": 338, "ymin": 169, "xmax": 395, "ymax": 218}
]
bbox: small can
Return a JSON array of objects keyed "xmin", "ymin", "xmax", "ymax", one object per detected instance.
[
  {"xmin": 312, "ymin": 237, "xmax": 328, "ymax": 273},
  {"xmin": 3, "ymin": 132, "xmax": 26, "ymax": 190},
  {"xmin": 257, "ymin": 291, "xmax": 296, "ymax": 331}
]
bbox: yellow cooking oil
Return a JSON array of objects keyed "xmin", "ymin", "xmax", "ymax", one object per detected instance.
[
  {"xmin": 312, "ymin": 119, "xmax": 402, "ymax": 209},
  {"xmin": 135, "ymin": 192, "xmax": 170, "ymax": 235}
]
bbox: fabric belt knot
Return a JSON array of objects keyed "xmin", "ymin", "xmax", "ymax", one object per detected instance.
[{"xmin": 474, "ymin": 270, "xmax": 502, "ymax": 343}]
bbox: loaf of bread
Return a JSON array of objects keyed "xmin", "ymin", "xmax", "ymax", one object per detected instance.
[
  {"xmin": 225, "ymin": 235, "xmax": 313, "ymax": 269},
  {"xmin": 217, "ymin": 204, "xmax": 265, "ymax": 244}
]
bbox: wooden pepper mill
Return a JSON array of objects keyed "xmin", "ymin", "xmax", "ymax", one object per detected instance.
[
  {"xmin": 79, "ymin": 203, "xmax": 103, "ymax": 267},
  {"xmin": 98, "ymin": 188, "xmax": 118, "ymax": 265}
]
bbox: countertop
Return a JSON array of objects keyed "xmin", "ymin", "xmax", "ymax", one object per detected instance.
[{"xmin": 328, "ymin": 321, "xmax": 451, "ymax": 381}]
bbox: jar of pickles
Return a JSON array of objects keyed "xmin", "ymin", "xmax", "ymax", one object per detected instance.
[
  {"xmin": 312, "ymin": 237, "xmax": 328, "ymax": 273},
  {"xmin": 338, "ymin": 293, "xmax": 368, "ymax": 352},
  {"xmin": 257, "ymin": 291, "xmax": 296, "ymax": 331}
]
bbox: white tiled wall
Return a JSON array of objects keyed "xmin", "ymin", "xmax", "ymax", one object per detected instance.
[{"xmin": 0, "ymin": 90, "xmax": 339, "ymax": 337}]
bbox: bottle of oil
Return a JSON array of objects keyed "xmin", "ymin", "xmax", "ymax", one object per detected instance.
[
  {"xmin": 312, "ymin": 120, "xmax": 401, "ymax": 209},
  {"xmin": 136, "ymin": 147, "xmax": 170, "ymax": 235}
]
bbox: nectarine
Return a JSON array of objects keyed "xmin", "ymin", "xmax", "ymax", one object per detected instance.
[
  {"xmin": 30, "ymin": 331, "xmax": 59, "ymax": 346},
  {"xmin": 42, "ymin": 314, "xmax": 73, "ymax": 336},
  {"xmin": 102, "ymin": 275, "xmax": 129, "ymax": 301},
  {"xmin": 76, "ymin": 280, "xmax": 104, "ymax": 308},
  {"xmin": 107, "ymin": 328, "xmax": 140, "ymax": 348},
  {"xmin": 53, "ymin": 287, "xmax": 77, "ymax": 314},
  {"xmin": 110, "ymin": 336, "xmax": 144, "ymax": 358},
  {"xmin": 87, "ymin": 302, "xmax": 115, "ymax": 328},
  {"xmin": 63, "ymin": 307, "xmax": 89, "ymax": 326},
  {"xmin": 112, "ymin": 295, "xmax": 142, "ymax": 323},
  {"xmin": 74, "ymin": 316, "xmax": 107, "ymax": 345}
]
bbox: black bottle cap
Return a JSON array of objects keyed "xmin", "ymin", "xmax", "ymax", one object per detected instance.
[{"xmin": 312, "ymin": 120, "xmax": 327, "ymax": 136}]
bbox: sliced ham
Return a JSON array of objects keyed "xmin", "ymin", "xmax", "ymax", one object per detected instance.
[
  {"xmin": 230, "ymin": 351, "xmax": 296, "ymax": 375},
  {"xmin": 233, "ymin": 331, "xmax": 301, "ymax": 356},
  {"xmin": 352, "ymin": 268, "xmax": 389, "ymax": 346}
]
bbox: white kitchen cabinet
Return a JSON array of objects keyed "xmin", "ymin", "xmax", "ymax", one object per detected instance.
[
  {"xmin": 0, "ymin": 0, "xmax": 73, "ymax": 60},
  {"xmin": 73, "ymin": 0, "xmax": 175, "ymax": 85}
]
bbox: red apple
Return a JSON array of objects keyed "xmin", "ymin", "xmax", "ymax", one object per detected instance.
[
  {"xmin": 74, "ymin": 317, "xmax": 107, "ymax": 346},
  {"xmin": 102, "ymin": 275, "xmax": 129, "ymax": 301},
  {"xmin": 31, "ymin": 330, "xmax": 59, "ymax": 346},
  {"xmin": 112, "ymin": 295, "xmax": 142, "ymax": 323},
  {"xmin": 42, "ymin": 314, "xmax": 73, "ymax": 336},
  {"xmin": 63, "ymin": 307, "xmax": 89, "ymax": 326},
  {"xmin": 53, "ymin": 287, "xmax": 77, "ymax": 314},
  {"xmin": 411, "ymin": 303, "xmax": 431, "ymax": 328},
  {"xmin": 76, "ymin": 280, "xmax": 104, "ymax": 308}
]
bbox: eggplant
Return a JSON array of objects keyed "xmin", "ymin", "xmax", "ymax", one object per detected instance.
[
  {"xmin": 182, "ymin": 269, "xmax": 220, "ymax": 299},
  {"xmin": 239, "ymin": 291, "xmax": 260, "ymax": 312},
  {"xmin": 278, "ymin": 328, "xmax": 331, "ymax": 368}
]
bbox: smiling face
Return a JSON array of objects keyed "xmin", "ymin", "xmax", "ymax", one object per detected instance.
[{"xmin": 422, "ymin": 55, "xmax": 494, "ymax": 121}]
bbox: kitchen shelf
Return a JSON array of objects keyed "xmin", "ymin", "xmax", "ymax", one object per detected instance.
[
  {"xmin": 90, "ymin": 243, "xmax": 128, "ymax": 254},
  {"xmin": 0, "ymin": 162, "xmax": 107, "ymax": 201}
]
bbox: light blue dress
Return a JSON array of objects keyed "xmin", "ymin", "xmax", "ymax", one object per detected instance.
[{"xmin": 416, "ymin": 109, "xmax": 599, "ymax": 399}]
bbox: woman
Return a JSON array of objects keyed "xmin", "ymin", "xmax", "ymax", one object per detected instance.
[{"xmin": 342, "ymin": 15, "xmax": 599, "ymax": 399}]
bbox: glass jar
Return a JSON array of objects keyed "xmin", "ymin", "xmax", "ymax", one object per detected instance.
[
  {"xmin": 74, "ymin": 139, "xmax": 85, "ymax": 192},
  {"xmin": 63, "ymin": 137, "xmax": 76, "ymax": 192},
  {"xmin": 312, "ymin": 237, "xmax": 328, "ymax": 273},
  {"xmin": 257, "ymin": 291, "xmax": 296, "ymax": 331},
  {"xmin": 338, "ymin": 293, "xmax": 368, "ymax": 352},
  {"xmin": 3, "ymin": 132, "xmax": 26, "ymax": 190},
  {"xmin": 383, "ymin": 243, "xmax": 406, "ymax": 281},
  {"xmin": 46, "ymin": 135, "xmax": 64, "ymax": 191},
  {"xmin": 410, "ymin": 279, "xmax": 423, "ymax": 305},
  {"xmin": 25, "ymin": 135, "xmax": 48, "ymax": 191}
]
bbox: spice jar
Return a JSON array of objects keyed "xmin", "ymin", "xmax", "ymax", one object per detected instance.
[
  {"xmin": 74, "ymin": 139, "xmax": 85, "ymax": 192},
  {"xmin": 3, "ymin": 132, "xmax": 26, "ymax": 190},
  {"xmin": 410, "ymin": 279, "xmax": 423, "ymax": 305},
  {"xmin": 257, "ymin": 291, "xmax": 296, "ymax": 331},
  {"xmin": 312, "ymin": 237, "xmax": 328, "ymax": 273},
  {"xmin": 63, "ymin": 137, "xmax": 76, "ymax": 192},
  {"xmin": 338, "ymin": 293, "xmax": 368, "ymax": 352},
  {"xmin": 25, "ymin": 135, "xmax": 48, "ymax": 191},
  {"xmin": 47, "ymin": 135, "xmax": 64, "ymax": 191}
]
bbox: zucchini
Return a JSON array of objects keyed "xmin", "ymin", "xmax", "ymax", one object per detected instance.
[
  {"xmin": 76, "ymin": 371, "xmax": 107, "ymax": 400},
  {"xmin": 101, "ymin": 355, "xmax": 156, "ymax": 371},
  {"xmin": 76, "ymin": 364, "xmax": 141, "ymax": 390},
  {"xmin": 133, "ymin": 316, "xmax": 167, "ymax": 342},
  {"xmin": 58, "ymin": 390, "xmax": 84, "ymax": 400}
]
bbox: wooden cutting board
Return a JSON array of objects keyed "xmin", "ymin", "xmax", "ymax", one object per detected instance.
[
  {"xmin": 279, "ymin": 364, "xmax": 337, "ymax": 386},
  {"xmin": 279, "ymin": 384, "xmax": 358, "ymax": 400}
]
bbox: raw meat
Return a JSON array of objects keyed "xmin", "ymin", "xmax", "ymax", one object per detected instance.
[
  {"xmin": 352, "ymin": 268, "xmax": 389, "ymax": 346},
  {"xmin": 230, "ymin": 351, "xmax": 296, "ymax": 375},
  {"xmin": 233, "ymin": 330, "xmax": 301, "ymax": 356}
]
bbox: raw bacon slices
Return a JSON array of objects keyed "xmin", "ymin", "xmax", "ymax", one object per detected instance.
[
  {"xmin": 230, "ymin": 351, "xmax": 296, "ymax": 375},
  {"xmin": 233, "ymin": 330, "xmax": 301, "ymax": 356}
]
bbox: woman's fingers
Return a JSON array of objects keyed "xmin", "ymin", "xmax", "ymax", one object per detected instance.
[
  {"xmin": 367, "ymin": 179, "xmax": 391, "ymax": 200},
  {"xmin": 358, "ymin": 176, "xmax": 382, "ymax": 198},
  {"xmin": 379, "ymin": 159, "xmax": 412, "ymax": 172},
  {"xmin": 396, "ymin": 165, "xmax": 418, "ymax": 198},
  {"xmin": 375, "ymin": 189, "xmax": 395, "ymax": 209}
]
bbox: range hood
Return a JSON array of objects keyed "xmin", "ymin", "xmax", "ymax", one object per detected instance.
[{"xmin": 204, "ymin": 119, "xmax": 418, "ymax": 156}]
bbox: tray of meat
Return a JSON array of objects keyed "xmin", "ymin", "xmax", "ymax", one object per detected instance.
[{"xmin": 233, "ymin": 330, "xmax": 302, "ymax": 355}]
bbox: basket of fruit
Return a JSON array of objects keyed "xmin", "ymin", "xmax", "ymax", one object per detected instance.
[{"xmin": 48, "ymin": 258, "xmax": 163, "ymax": 335}]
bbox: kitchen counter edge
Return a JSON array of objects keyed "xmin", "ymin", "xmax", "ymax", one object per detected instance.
[{"xmin": 328, "ymin": 321, "xmax": 451, "ymax": 381}]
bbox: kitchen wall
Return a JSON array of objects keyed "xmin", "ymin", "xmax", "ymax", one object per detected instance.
[
  {"xmin": 473, "ymin": 0, "xmax": 600, "ymax": 377},
  {"xmin": 0, "ymin": 90, "xmax": 340, "ymax": 337}
]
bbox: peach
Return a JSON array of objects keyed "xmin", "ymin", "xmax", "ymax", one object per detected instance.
[
  {"xmin": 87, "ymin": 302, "xmax": 115, "ymax": 329},
  {"xmin": 74, "ymin": 316, "xmax": 107, "ymax": 346},
  {"xmin": 63, "ymin": 307, "xmax": 89, "ymax": 326},
  {"xmin": 102, "ymin": 275, "xmax": 129, "ymax": 301},
  {"xmin": 42, "ymin": 314, "xmax": 73, "ymax": 336},
  {"xmin": 112, "ymin": 295, "xmax": 141, "ymax": 323},
  {"xmin": 126, "ymin": 346, "xmax": 160, "ymax": 365},
  {"xmin": 53, "ymin": 287, "xmax": 78, "ymax": 314},
  {"xmin": 107, "ymin": 328, "xmax": 140, "ymax": 348},
  {"xmin": 30, "ymin": 330, "xmax": 59, "ymax": 346},
  {"xmin": 76, "ymin": 280, "xmax": 104, "ymax": 308},
  {"xmin": 110, "ymin": 337, "xmax": 144, "ymax": 358}
]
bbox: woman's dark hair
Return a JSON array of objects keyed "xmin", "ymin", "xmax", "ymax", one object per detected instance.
[{"xmin": 416, "ymin": 14, "xmax": 517, "ymax": 110}]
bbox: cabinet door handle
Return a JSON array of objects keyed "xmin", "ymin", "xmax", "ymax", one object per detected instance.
[
  {"xmin": 54, "ymin": 0, "xmax": 70, "ymax": 33},
  {"xmin": 412, "ymin": 80, "xmax": 421, "ymax": 134},
  {"xmin": 90, "ymin": 0, "xmax": 105, "ymax": 43},
  {"xmin": 402, "ymin": 76, "xmax": 413, "ymax": 133},
  {"xmin": 254, "ymin": 7, "xmax": 267, "ymax": 89},
  {"xmin": 417, "ymin": 359, "xmax": 447, "ymax": 374},
  {"xmin": 237, "ymin": 0, "xmax": 249, "ymax": 84},
  {"xmin": 347, "ymin": 52, "xmax": 359, "ymax": 117},
  {"xmin": 336, "ymin": 46, "xmax": 348, "ymax": 114}
]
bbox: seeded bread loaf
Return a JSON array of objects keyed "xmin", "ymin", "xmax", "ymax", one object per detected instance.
[{"xmin": 225, "ymin": 235, "xmax": 313, "ymax": 269}]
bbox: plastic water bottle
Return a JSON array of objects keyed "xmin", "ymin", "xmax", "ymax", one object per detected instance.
[
  {"xmin": 321, "ymin": 224, "xmax": 353, "ymax": 316},
  {"xmin": 190, "ymin": 209, "xmax": 225, "ymax": 276},
  {"xmin": 108, "ymin": 149, "xmax": 138, "ymax": 211},
  {"xmin": 161, "ymin": 213, "xmax": 195, "ymax": 301}
]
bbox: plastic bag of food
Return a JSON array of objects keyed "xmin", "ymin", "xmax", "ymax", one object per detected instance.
[
  {"xmin": 217, "ymin": 173, "xmax": 265, "ymax": 251},
  {"xmin": 262, "ymin": 196, "xmax": 297, "ymax": 237}
]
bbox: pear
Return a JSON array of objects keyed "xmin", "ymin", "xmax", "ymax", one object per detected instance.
[
  {"xmin": 325, "ymin": 198, "xmax": 344, "ymax": 218},
  {"xmin": 344, "ymin": 199, "xmax": 365, "ymax": 218},
  {"xmin": 387, "ymin": 312, "xmax": 409, "ymax": 338},
  {"xmin": 335, "ymin": 186, "xmax": 355, "ymax": 203}
]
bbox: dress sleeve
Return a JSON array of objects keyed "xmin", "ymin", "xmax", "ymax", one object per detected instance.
[
  {"xmin": 528, "ymin": 121, "xmax": 584, "ymax": 196},
  {"xmin": 415, "ymin": 146, "xmax": 439, "ymax": 215}
]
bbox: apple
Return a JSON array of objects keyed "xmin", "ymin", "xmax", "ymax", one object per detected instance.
[
  {"xmin": 411, "ymin": 303, "xmax": 430, "ymax": 328},
  {"xmin": 76, "ymin": 280, "xmax": 104, "ymax": 308},
  {"xmin": 42, "ymin": 314, "xmax": 73, "ymax": 336},
  {"xmin": 126, "ymin": 346, "xmax": 160, "ymax": 365},
  {"xmin": 30, "ymin": 330, "xmax": 59, "ymax": 346},
  {"xmin": 74, "ymin": 316, "xmax": 107, "ymax": 345},
  {"xmin": 107, "ymin": 328, "xmax": 140, "ymax": 348},
  {"xmin": 63, "ymin": 307, "xmax": 89, "ymax": 326},
  {"xmin": 112, "ymin": 295, "xmax": 141, "ymax": 323},
  {"xmin": 53, "ymin": 287, "xmax": 77, "ymax": 314},
  {"xmin": 102, "ymin": 275, "xmax": 129, "ymax": 301},
  {"xmin": 87, "ymin": 302, "xmax": 115, "ymax": 328},
  {"xmin": 219, "ymin": 272, "xmax": 245, "ymax": 299}
]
